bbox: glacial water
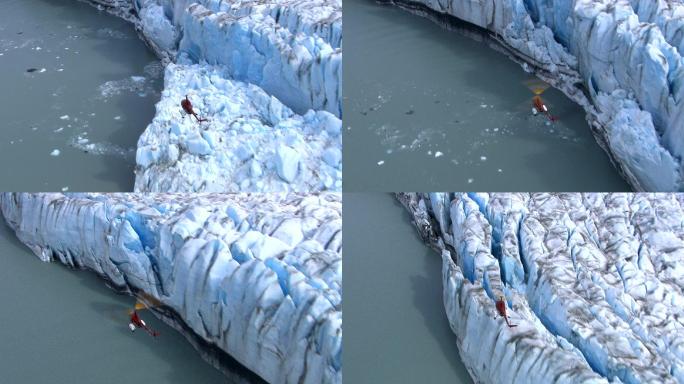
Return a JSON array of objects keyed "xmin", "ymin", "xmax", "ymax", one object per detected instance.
[
  {"xmin": 344, "ymin": 0, "xmax": 630, "ymax": 192},
  {"xmin": 344, "ymin": 193, "xmax": 473, "ymax": 383},
  {"xmin": 0, "ymin": 0, "xmax": 162, "ymax": 191},
  {"xmin": 0, "ymin": 216, "xmax": 261, "ymax": 383}
]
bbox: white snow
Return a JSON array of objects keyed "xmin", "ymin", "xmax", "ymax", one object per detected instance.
[
  {"xmin": 400, "ymin": 193, "xmax": 684, "ymax": 383},
  {"xmin": 0, "ymin": 192, "xmax": 342, "ymax": 384},
  {"xmin": 395, "ymin": 0, "xmax": 684, "ymax": 191}
]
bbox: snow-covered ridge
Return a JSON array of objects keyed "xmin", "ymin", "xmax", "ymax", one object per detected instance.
[
  {"xmin": 391, "ymin": 0, "xmax": 683, "ymax": 191},
  {"xmin": 399, "ymin": 192, "xmax": 684, "ymax": 383},
  {"xmin": 84, "ymin": 0, "xmax": 341, "ymax": 192},
  {"xmin": 0, "ymin": 192, "xmax": 342, "ymax": 384}
]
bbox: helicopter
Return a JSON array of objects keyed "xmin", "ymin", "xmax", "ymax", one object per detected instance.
[
  {"xmin": 523, "ymin": 78, "xmax": 558, "ymax": 123},
  {"xmin": 127, "ymin": 293, "xmax": 161, "ymax": 337}
]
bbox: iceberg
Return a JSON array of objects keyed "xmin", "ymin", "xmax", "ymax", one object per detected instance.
[
  {"xmin": 399, "ymin": 192, "xmax": 684, "ymax": 383},
  {"xmin": 388, "ymin": 0, "xmax": 683, "ymax": 191},
  {"xmin": 80, "ymin": 0, "xmax": 341, "ymax": 191},
  {"xmin": 0, "ymin": 192, "xmax": 342, "ymax": 384}
]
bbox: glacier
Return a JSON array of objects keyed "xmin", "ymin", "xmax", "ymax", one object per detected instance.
[
  {"xmin": 0, "ymin": 192, "xmax": 342, "ymax": 384},
  {"xmin": 134, "ymin": 63, "xmax": 341, "ymax": 192},
  {"xmin": 387, "ymin": 0, "xmax": 684, "ymax": 192},
  {"xmin": 398, "ymin": 192, "xmax": 684, "ymax": 383},
  {"xmin": 82, "ymin": 0, "xmax": 341, "ymax": 192}
]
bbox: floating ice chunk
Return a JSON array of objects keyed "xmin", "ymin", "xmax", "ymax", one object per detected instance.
[
  {"xmin": 61, "ymin": 187, "xmax": 68, "ymax": 192},
  {"xmin": 54, "ymin": 128, "xmax": 63, "ymax": 133},
  {"xmin": 39, "ymin": 68, "xmax": 46, "ymax": 73},
  {"xmin": 50, "ymin": 149, "xmax": 60, "ymax": 156},
  {"xmin": 59, "ymin": 115, "xmax": 69, "ymax": 120},
  {"xmin": 435, "ymin": 151, "xmax": 444, "ymax": 157},
  {"xmin": 378, "ymin": 160, "xmax": 385, "ymax": 165},
  {"xmin": 480, "ymin": 156, "xmax": 487, "ymax": 161},
  {"xmin": 114, "ymin": 116, "xmax": 121, "ymax": 120}
]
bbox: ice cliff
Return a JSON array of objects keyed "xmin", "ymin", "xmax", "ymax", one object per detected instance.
[
  {"xmin": 87, "ymin": 0, "xmax": 341, "ymax": 192},
  {"xmin": 390, "ymin": 0, "xmax": 684, "ymax": 192},
  {"xmin": 0, "ymin": 192, "xmax": 342, "ymax": 384},
  {"xmin": 399, "ymin": 192, "xmax": 684, "ymax": 383}
]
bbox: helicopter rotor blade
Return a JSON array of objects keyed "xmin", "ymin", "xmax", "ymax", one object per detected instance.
[
  {"xmin": 133, "ymin": 292, "xmax": 164, "ymax": 311},
  {"xmin": 523, "ymin": 78, "xmax": 550, "ymax": 96}
]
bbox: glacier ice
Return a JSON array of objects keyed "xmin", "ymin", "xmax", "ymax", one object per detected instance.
[
  {"xmin": 390, "ymin": 0, "xmax": 683, "ymax": 191},
  {"xmin": 399, "ymin": 192, "xmax": 684, "ymax": 383},
  {"xmin": 0, "ymin": 192, "xmax": 342, "ymax": 384},
  {"xmin": 134, "ymin": 63, "xmax": 341, "ymax": 192},
  {"xmin": 80, "ymin": 0, "xmax": 341, "ymax": 192}
]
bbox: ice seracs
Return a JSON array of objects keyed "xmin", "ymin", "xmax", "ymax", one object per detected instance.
[
  {"xmin": 399, "ymin": 192, "xmax": 684, "ymax": 383},
  {"xmin": 392, "ymin": 0, "xmax": 683, "ymax": 191},
  {"xmin": 81, "ymin": 0, "xmax": 342, "ymax": 191},
  {"xmin": 0, "ymin": 192, "xmax": 342, "ymax": 384},
  {"xmin": 135, "ymin": 64, "xmax": 341, "ymax": 192}
]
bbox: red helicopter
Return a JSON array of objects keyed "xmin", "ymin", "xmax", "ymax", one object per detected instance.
[
  {"xmin": 495, "ymin": 296, "xmax": 517, "ymax": 328},
  {"xmin": 181, "ymin": 94, "xmax": 208, "ymax": 124},
  {"xmin": 127, "ymin": 294, "xmax": 161, "ymax": 337},
  {"xmin": 524, "ymin": 78, "xmax": 558, "ymax": 123}
]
